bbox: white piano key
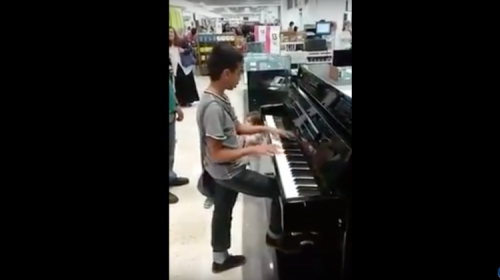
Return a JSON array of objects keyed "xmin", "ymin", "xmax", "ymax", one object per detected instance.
[{"xmin": 265, "ymin": 115, "xmax": 300, "ymax": 199}]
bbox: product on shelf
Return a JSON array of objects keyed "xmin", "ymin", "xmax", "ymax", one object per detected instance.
[
  {"xmin": 280, "ymin": 31, "xmax": 306, "ymax": 42},
  {"xmin": 196, "ymin": 32, "xmax": 238, "ymax": 76},
  {"xmin": 280, "ymin": 31, "xmax": 306, "ymax": 51}
]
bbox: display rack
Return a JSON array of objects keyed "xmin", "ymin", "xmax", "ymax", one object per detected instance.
[
  {"xmin": 196, "ymin": 33, "xmax": 237, "ymax": 76},
  {"xmin": 281, "ymin": 50, "xmax": 333, "ymax": 65},
  {"xmin": 280, "ymin": 31, "xmax": 306, "ymax": 52},
  {"xmin": 278, "ymin": 31, "xmax": 332, "ymax": 67}
]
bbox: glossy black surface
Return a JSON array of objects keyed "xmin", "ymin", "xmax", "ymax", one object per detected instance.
[
  {"xmin": 257, "ymin": 66, "xmax": 352, "ymax": 280},
  {"xmin": 332, "ymin": 49, "xmax": 352, "ymax": 67},
  {"xmin": 297, "ymin": 65, "xmax": 352, "ymax": 142},
  {"xmin": 280, "ymin": 86, "xmax": 351, "ymax": 197},
  {"xmin": 246, "ymin": 70, "xmax": 290, "ymax": 112}
]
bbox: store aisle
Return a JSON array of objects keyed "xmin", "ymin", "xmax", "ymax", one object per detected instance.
[{"xmin": 169, "ymin": 76, "xmax": 246, "ymax": 280}]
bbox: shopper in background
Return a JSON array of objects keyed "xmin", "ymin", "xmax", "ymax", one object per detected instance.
[
  {"xmin": 287, "ymin": 21, "xmax": 294, "ymax": 31},
  {"xmin": 169, "ymin": 56, "xmax": 189, "ymax": 205},
  {"xmin": 222, "ymin": 23, "xmax": 230, "ymax": 32},
  {"xmin": 197, "ymin": 43, "xmax": 296, "ymax": 274},
  {"xmin": 333, "ymin": 20, "xmax": 352, "ymax": 50},
  {"xmin": 341, "ymin": 20, "xmax": 352, "ymax": 48},
  {"xmin": 186, "ymin": 27, "xmax": 197, "ymax": 43},
  {"xmin": 169, "ymin": 26, "xmax": 200, "ymax": 107}
]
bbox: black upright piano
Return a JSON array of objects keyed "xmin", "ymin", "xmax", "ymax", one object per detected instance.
[{"xmin": 259, "ymin": 64, "xmax": 352, "ymax": 280}]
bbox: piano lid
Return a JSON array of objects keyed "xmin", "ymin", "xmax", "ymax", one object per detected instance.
[
  {"xmin": 281, "ymin": 85, "xmax": 351, "ymax": 197},
  {"xmin": 297, "ymin": 65, "xmax": 352, "ymax": 138},
  {"xmin": 302, "ymin": 64, "xmax": 352, "ymax": 98}
]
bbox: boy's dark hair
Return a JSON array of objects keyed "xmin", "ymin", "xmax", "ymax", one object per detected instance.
[
  {"xmin": 207, "ymin": 43, "xmax": 243, "ymax": 81},
  {"xmin": 245, "ymin": 111, "xmax": 263, "ymax": 125}
]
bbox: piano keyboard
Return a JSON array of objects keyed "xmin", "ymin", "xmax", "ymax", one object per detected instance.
[{"xmin": 265, "ymin": 115, "xmax": 321, "ymax": 199}]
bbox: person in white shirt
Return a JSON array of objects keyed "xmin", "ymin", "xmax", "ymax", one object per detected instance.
[
  {"xmin": 169, "ymin": 27, "xmax": 200, "ymax": 107},
  {"xmin": 337, "ymin": 21, "xmax": 352, "ymax": 50}
]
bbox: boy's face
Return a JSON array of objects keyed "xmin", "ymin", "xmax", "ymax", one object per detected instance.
[{"xmin": 221, "ymin": 62, "xmax": 243, "ymax": 90}]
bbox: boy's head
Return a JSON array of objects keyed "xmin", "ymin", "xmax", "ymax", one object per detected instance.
[
  {"xmin": 245, "ymin": 111, "xmax": 263, "ymax": 126},
  {"xmin": 207, "ymin": 43, "xmax": 243, "ymax": 90}
]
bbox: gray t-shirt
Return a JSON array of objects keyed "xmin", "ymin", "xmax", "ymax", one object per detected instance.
[{"xmin": 196, "ymin": 92, "xmax": 246, "ymax": 180}]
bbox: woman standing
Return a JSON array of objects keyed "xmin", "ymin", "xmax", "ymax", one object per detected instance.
[
  {"xmin": 338, "ymin": 21, "xmax": 352, "ymax": 49},
  {"xmin": 169, "ymin": 27, "xmax": 199, "ymax": 107}
]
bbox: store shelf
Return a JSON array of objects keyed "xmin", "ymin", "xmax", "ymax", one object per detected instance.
[{"xmin": 196, "ymin": 33, "xmax": 237, "ymax": 76}]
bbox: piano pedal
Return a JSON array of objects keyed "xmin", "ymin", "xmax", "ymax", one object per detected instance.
[
  {"xmin": 300, "ymin": 240, "xmax": 314, "ymax": 246},
  {"xmin": 289, "ymin": 232, "xmax": 319, "ymax": 247}
]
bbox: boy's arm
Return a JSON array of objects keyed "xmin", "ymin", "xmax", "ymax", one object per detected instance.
[
  {"xmin": 244, "ymin": 134, "xmax": 264, "ymax": 146},
  {"xmin": 235, "ymin": 123, "xmax": 268, "ymax": 135},
  {"xmin": 206, "ymin": 137, "xmax": 256, "ymax": 162},
  {"xmin": 204, "ymin": 104, "xmax": 256, "ymax": 162},
  {"xmin": 235, "ymin": 122, "xmax": 290, "ymax": 139}
]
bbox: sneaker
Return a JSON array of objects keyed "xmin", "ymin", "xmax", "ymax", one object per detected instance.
[
  {"xmin": 212, "ymin": 255, "xmax": 246, "ymax": 273},
  {"xmin": 204, "ymin": 198, "xmax": 214, "ymax": 209},
  {"xmin": 169, "ymin": 192, "xmax": 179, "ymax": 204},
  {"xmin": 170, "ymin": 177, "xmax": 189, "ymax": 187},
  {"xmin": 266, "ymin": 234, "xmax": 299, "ymax": 253}
]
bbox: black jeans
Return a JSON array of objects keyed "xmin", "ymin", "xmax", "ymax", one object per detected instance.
[{"xmin": 212, "ymin": 169, "xmax": 282, "ymax": 252}]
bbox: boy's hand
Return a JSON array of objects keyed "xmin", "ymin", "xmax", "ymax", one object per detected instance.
[
  {"xmin": 268, "ymin": 127, "xmax": 294, "ymax": 139},
  {"xmin": 176, "ymin": 107, "xmax": 184, "ymax": 121},
  {"xmin": 251, "ymin": 144, "xmax": 283, "ymax": 155}
]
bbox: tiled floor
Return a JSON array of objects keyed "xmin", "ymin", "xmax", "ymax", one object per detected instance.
[{"xmin": 169, "ymin": 76, "xmax": 247, "ymax": 280}]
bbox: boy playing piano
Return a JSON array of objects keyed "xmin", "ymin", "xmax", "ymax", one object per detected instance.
[{"xmin": 203, "ymin": 110, "xmax": 266, "ymax": 209}]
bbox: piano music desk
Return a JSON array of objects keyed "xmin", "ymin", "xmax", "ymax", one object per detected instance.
[{"xmin": 302, "ymin": 64, "xmax": 352, "ymax": 98}]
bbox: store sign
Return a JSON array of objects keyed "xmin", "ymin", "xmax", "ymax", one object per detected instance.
[{"xmin": 254, "ymin": 25, "xmax": 281, "ymax": 54}]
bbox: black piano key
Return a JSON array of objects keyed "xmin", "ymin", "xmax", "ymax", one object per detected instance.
[
  {"xmin": 282, "ymin": 142, "xmax": 298, "ymax": 147},
  {"xmin": 289, "ymin": 162, "xmax": 309, "ymax": 168},
  {"xmin": 297, "ymin": 185, "xmax": 319, "ymax": 190},
  {"xmin": 297, "ymin": 186, "xmax": 321, "ymax": 195},
  {"xmin": 284, "ymin": 156, "xmax": 307, "ymax": 162},
  {"xmin": 298, "ymin": 192, "xmax": 321, "ymax": 197},
  {"xmin": 291, "ymin": 169, "xmax": 313, "ymax": 177},
  {"xmin": 282, "ymin": 146, "xmax": 299, "ymax": 151},
  {"xmin": 294, "ymin": 179, "xmax": 317, "ymax": 185},
  {"xmin": 297, "ymin": 190, "xmax": 321, "ymax": 195},
  {"xmin": 286, "ymin": 155, "xmax": 305, "ymax": 161}
]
